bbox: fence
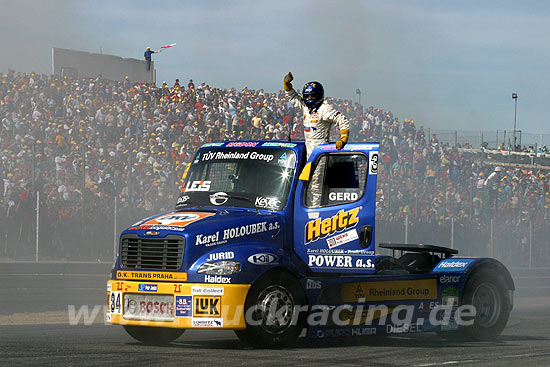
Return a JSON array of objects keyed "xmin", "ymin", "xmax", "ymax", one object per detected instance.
[
  {"xmin": 376, "ymin": 215, "xmax": 550, "ymax": 268},
  {"xmin": 428, "ymin": 129, "xmax": 550, "ymax": 150},
  {"xmin": 2, "ymin": 192, "xmax": 549, "ymax": 268}
]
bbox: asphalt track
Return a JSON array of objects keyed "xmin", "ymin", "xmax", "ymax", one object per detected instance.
[{"xmin": 1, "ymin": 262, "xmax": 550, "ymax": 367}]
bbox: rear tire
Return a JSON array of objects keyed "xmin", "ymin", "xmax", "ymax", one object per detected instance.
[
  {"xmin": 439, "ymin": 269, "xmax": 510, "ymax": 341},
  {"xmin": 123, "ymin": 325, "xmax": 185, "ymax": 345},
  {"xmin": 461, "ymin": 269, "xmax": 510, "ymax": 340},
  {"xmin": 235, "ymin": 271, "xmax": 307, "ymax": 348}
]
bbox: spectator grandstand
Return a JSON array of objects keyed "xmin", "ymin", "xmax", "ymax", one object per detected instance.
[{"xmin": 1, "ymin": 69, "xmax": 549, "ymax": 267}]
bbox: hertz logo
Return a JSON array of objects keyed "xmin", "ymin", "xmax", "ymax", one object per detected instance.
[{"xmin": 305, "ymin": 208, "xmax": 359, "ymax": 244}]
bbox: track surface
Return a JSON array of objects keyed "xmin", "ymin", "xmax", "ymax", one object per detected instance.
[{"xmin": 1, "ymin": 263, "xmax": 549, "ymax": 366}]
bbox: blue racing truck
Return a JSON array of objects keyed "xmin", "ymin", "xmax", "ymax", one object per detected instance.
[{"xmin": 106, "ymin": 140, "xmax": 514, "ymax": 347}]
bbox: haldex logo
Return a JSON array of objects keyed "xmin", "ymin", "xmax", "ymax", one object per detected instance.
[
  {"xmin": 437, "ymin": 261, "xmax": 470, "ymax": 269},
  {"xmin": 305, "ymin": 208, "xmax": 359, "ymax": 244}
]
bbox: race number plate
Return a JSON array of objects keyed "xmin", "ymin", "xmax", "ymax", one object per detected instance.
[{"xmin": 123, "ymin": 293, "xmax": 174, "ymax": 322}]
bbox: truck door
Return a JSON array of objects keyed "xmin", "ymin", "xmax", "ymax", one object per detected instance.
[{"xmin": 293, "ymin": 143, "xmax": 379, "ymax": 274}]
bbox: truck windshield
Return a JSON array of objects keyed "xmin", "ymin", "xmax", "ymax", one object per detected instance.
[{"xmin": 176, "ymin": 148, "xmax": 297, "ymax": 211}]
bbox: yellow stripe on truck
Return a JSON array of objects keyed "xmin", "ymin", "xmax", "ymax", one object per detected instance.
[
  {"xmin": 116, "ymin": 271, "xmax": 187, "ymax": 281},
  {"xmin": 341, "ymin": 279, "xmax": 437, "ymax": 302},
  {"xmin": 106, "ymin": 280, "xmax": 250, "ymax": 329}
]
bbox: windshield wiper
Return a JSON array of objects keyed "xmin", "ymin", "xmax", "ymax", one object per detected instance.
[{"xmin": 227, "ymin": 195, "xmax": 260, "ymax": 213}]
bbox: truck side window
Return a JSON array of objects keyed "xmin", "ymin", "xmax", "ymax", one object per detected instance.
[{"xmin": 305, "ymin": 154, "xmax": 367, "ymax": 207}]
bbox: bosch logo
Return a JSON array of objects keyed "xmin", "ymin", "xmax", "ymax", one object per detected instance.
[
  {"xmin": 248, "ymin": 253, "xmax": 278, "ymax": 265},
  {"xmin": 145, "ymin": 230, "xmax": 160, "ymax": 236}
]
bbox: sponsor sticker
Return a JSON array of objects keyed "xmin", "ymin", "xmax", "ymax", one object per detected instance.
[
  {"xmin": 305, "ymin": 208, "xmax": 359, "ymax": 244},
  {"xmin": 369, "ymin": 151, "xmax": 378, "ymax": 175},
  {"xmin": 328, "ymin": 191, "xmax": 359, "ymax": 202},
  {"xmin": 201, "ymin": 151, "xmax": 273, "ymax": 161},
  {"xmin": 201, "ymin": 142, "xmax": 224, "ymax": 148},
  {"xmin": 326, "ymin": 229, "xmax": 359, "ymax": 249},
  {"xmin": 183, "ymin": 180, "xmax": 211, "ymax": 192},
  {"xmin": 192, "ymin": 318, "xmax": 223, "ymax": 327},
  {"xmin": 191, "ymin": 286, "xmax": 224, "ymax": 295},
  {"xmin": 341, "ymin": 279, "xmax": 438, "ymax": 302},
  {"xmin": 248, "ymin": 253, "xmax": 279, "ymax": 265},
  {"xmin": 194, "ymin": 296, "xmax": 221, "ymax": 317},
  {"xmin": 116, "ymin": 271, "xmax": 187, "ymax": 281},
  {"xmin": 142, "ymin": 211, "xmax": 215, "ymax": 227},
  {"xmin": 307, "ymin": 254, "xmax": 374, "ymax": 270},
  {"xmin": 255, "ymin": 196, "xmax": 281, "ymax": 210},
  {"xmin": 138, "ymin": 284, "xmax": 158, "ymax": 292},
  {"xmin": 204, "ymin": 275, "xmax": 231, "ymax": 284},
  {"xmin": 225, "ymin": 142, "xmax": 259, "ymax": 147},
  {"xmin": 195, "ymin": 231, "xmax": 227, "ymax": 247},
  {"xmin": 434, "ymin": 259, "xmax": 474, "ymax": 272},
  {"xmin": 439, "ymin": 275, "xmax": 461, "ymax": 284},
  {"xmin": 176, "ymin": 195, "xmax": 190, "ymax": 205},
  {"xmin": 109, "ymin": 291, "xmax": 122, "ymax": 315},
  {"xmin": 210, "ymin": 192, "xmax": 229, "ymax": 205},
  {"xmin": 306, "ymin": 279, "xmax": 322, "ymax": 290},
  {"xmin": 261, "ymin": 142, "xmax": 297, "ymax": 148},
  {"xmin": 175, "ymin": 295, "xmax": 192, "ymax": 317},
  {"xmin": 124, "ymin": 294, "xmax": 174, "ymax": 321},
  {"xmin": 206, "ymin": 251, "xmax": 235, "ymax": 261}
]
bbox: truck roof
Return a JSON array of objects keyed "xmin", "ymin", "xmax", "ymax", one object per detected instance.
[{"xmin": 200, "ymin": 140, "xmax": 306, "ymax": 151}]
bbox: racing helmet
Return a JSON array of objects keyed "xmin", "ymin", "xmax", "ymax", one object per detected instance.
[{"xmin": 302, "ymin": 81, "xmax": 324, "ymax": 110}]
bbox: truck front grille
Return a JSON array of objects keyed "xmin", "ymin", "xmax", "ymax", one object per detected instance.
[{"xmin": 120, "ymin": 235, "xmax": 184, "ymax": 270}]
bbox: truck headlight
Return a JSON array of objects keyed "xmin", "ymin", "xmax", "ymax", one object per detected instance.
[{"xmin": 197, "ymin": 260, "xmax": 241, "ymax": 275}]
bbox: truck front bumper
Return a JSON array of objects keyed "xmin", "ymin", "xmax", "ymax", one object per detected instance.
[{"xmin": 106, "ymin": 280, "xmax": 250, "ymax": 329}]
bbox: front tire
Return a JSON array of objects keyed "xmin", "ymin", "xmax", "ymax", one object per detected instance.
[
  {"xmin": 235, "ymin": 271, "xmax": 307, "ymax": 348},
  {"xmin": 123, "ymin": 325, "xmax": 185, "ymax": 345}
]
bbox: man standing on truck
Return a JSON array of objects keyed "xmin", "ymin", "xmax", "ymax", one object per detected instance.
[
  {"xmin": 283, "ymin": 72, "xmax": 350, "ymax": 158},
  {"xmin": 284, "ymin": 72, "xmax": 350, "ymax": 206}
]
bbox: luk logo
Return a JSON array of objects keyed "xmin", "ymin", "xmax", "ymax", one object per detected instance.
[
  {"xmin": 194, "ymin": 296, "xmax": 221, "ymax": 317},
  {"xmin": 305, "ymin": 208, "xmax": 359, "ymax": 244}
]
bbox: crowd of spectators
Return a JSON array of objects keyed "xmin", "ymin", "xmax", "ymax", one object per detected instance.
[{"xmin": 1, "ymin": 69, "xmax": 549, "ymax": 265}]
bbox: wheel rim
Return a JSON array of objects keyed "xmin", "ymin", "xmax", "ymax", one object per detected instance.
[
  {"xmin": 254, "ymin": 285, "xmax": 295, "ymax": 335},
  {"xmin": 471, "ymin": 282, "xmax": 501, "ymax": 328}
]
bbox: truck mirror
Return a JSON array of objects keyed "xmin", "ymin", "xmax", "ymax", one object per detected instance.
[{"xmin": 298, "ymin": 162, "xmax": 312, "ymax": 181}]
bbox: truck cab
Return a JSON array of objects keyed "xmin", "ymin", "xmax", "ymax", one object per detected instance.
[{"xmin": 106, "ymin": 140, "xmax": 513, "ymax": 348}]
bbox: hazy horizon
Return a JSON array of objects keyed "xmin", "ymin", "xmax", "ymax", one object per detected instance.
[{"xmin": 2, "ymin": 0, "xmax": 549, "ymax": 135}]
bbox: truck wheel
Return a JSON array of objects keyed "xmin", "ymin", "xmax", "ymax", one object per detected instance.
[
  {"xmin": 235, "ymin": 271, "xmax": 307, "ymax": 348},
  {"xmin": 439, "ymin": 269, "xmax": 510, "ymax": 341},
  {"xmin": 123, "ymin": 325, "xmax": 185, "ymax": 345}
]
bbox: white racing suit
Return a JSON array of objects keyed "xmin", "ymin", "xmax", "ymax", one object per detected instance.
[{"xmin": 286, "ymin": 88, "xmax": 350, "ymax": 206}]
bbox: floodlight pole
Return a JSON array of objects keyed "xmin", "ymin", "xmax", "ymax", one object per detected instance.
[{"xmin": 512, "ymin": 93, "xmax": 518, "ymax": 149}]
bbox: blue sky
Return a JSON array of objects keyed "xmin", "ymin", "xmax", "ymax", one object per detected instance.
[{"xmin": 2, "ymin": 0, "xmax": 550, "ymax": 135}]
